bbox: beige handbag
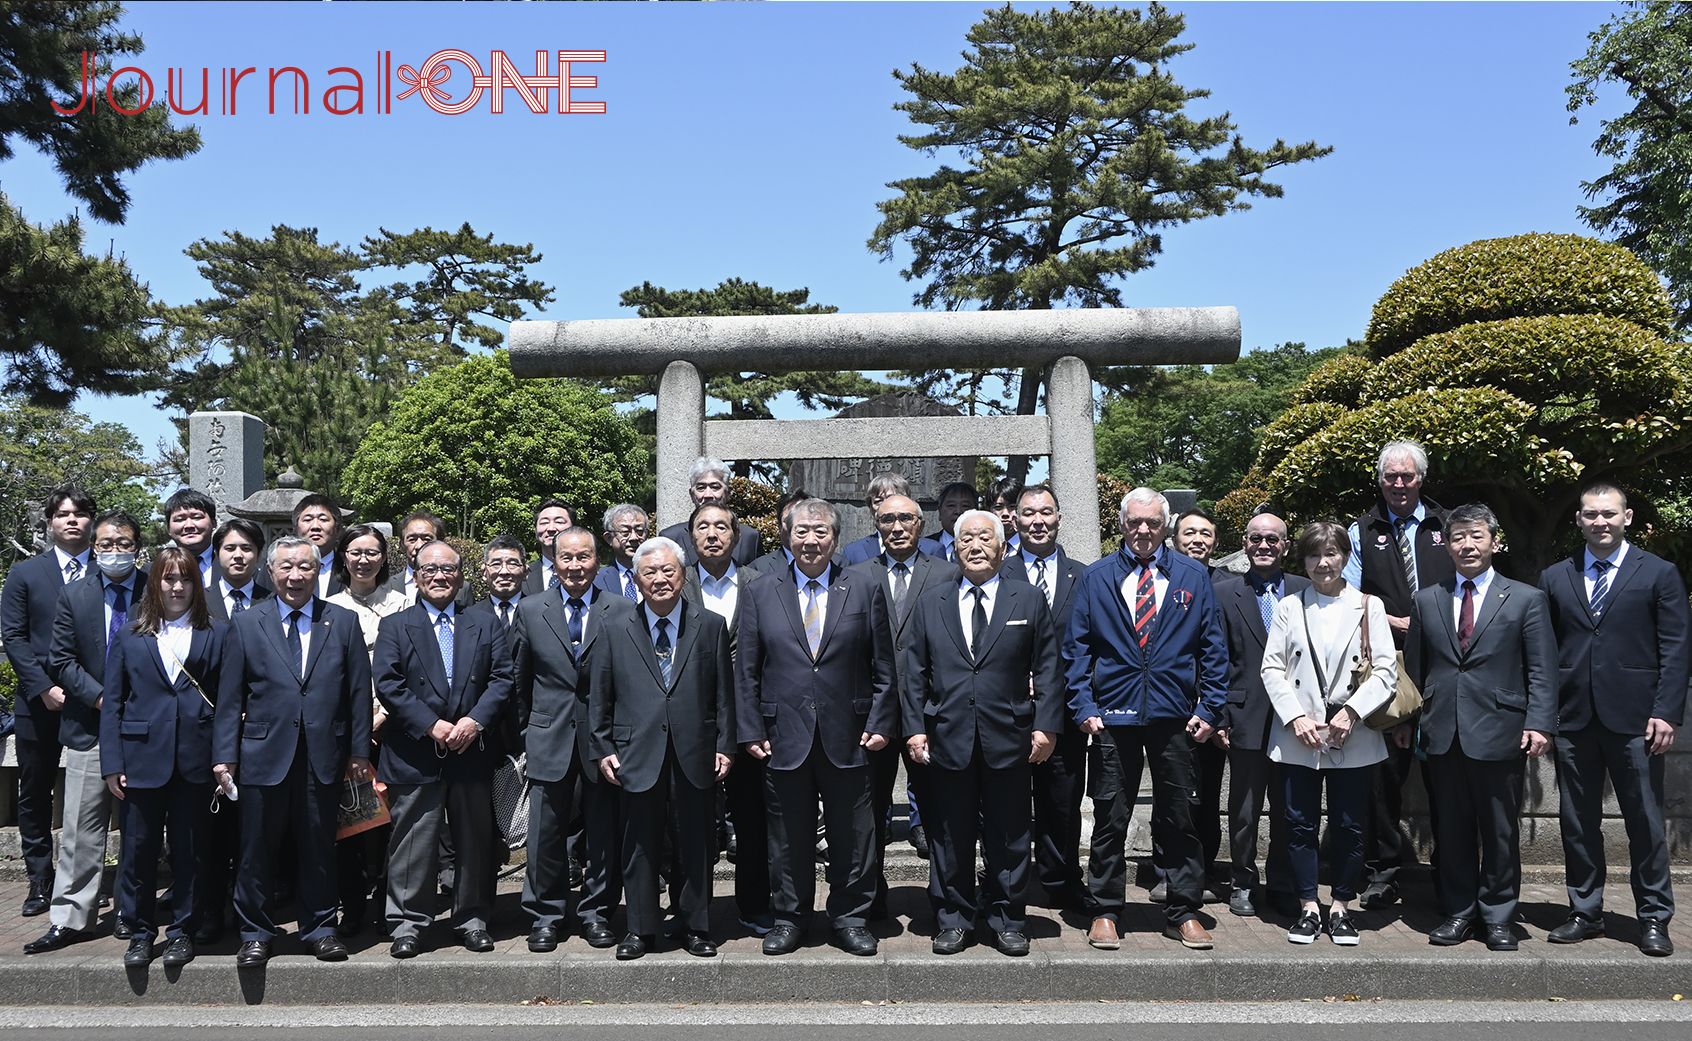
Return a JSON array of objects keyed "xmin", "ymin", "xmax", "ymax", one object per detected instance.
[{"xmin": 1357, "ymin": 595, "xmax": 1423, "ymax": 731}]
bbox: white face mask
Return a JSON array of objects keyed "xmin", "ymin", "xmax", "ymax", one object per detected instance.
[{"xmin": 96, "ymin": 551, "xmax": 136, "ymax": 581}]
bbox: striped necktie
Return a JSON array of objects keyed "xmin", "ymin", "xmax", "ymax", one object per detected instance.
[
  {"xmin": 1395, "ymin": 517, "xmax": 1418, "ymax": 593},
  {"xmin": 803, "ymin": 579, "xmax": 824, "ymax": 657},
  {"xmin": 1589, "ymin": 559, "xmax": 1613, "ymax": 617},
  {"xmin": 1132, "ymin": 558, "xmax": 1157, "ymax": 649}
]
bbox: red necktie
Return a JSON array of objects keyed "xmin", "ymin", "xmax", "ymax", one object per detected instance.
[
  {"xmin": 1133, "ymin": 558, "xmax": 1157, "ymax": 649},
  {"xmin": 1457, "ymin": 579, "xmax": 1476, "ymax": 655}
]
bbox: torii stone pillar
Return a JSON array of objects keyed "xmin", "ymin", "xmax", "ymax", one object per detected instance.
[{"xmin": 510, "ymin": 307, "xmax": 1240, "ymax": 564}]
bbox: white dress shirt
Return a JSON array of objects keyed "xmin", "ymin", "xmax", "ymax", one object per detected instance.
[
  {"xmin": 697, "ymin": 562, "xmax": 739, "ymax": 623},
  {"xmin": 793, "ymin": 563, "xmax": 832, "ymax": 632},
  {"xmin": 218, "ymin": 577, "xmax": 259, "ymax": 618},
  {"xmin": 157, "ymin": 614, "xmax": 195, "ymax": 684},
  {"xmin": 1451, "ymin": 567, "xmax": 1497, "ymax": 625},
  {"xmin": 197, "ymin": 547, "xmax": 217, "ymax": 588},
  {"xmin": 53, "ymin": 546, "xmax": 91, "ymax": 583},
  {"xmin": 643, "ymin": 602, "xmax": 682, "ymax": 643},
  {"xmin": 957, "ymin": 575, "xmax": 1001, "ymax": 656},
  {"xmin": 316, "ymin": 551, "xmax": 337, "ymax": 597},
  {"xmin": 1118, "ymin": 552, "xmax": 1169, "ymax": 618},
  {"xmin": 1020, "ymin": 548, "xmax": 1059, "ymax": 607},
  {"xmin": 1583, "ymin": 541, "xmax": 1629, "ymax": 600},
  {"xmin": 278, "ymin": 598, "xmax": 314, "ymax": 672}
]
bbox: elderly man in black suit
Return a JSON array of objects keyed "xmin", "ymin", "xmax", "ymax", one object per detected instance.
[
  {"xmin": 906, "ymin": 509, "xmax": 1064, "ymax": 955},
  {"xmin": 1211, "ymin": 512, "xmax": 1307, "ymax": 918},
  {"xmin": 737, "ymin": 498, "xmax": 897, "ymax": 957},
  {"xmin": 1, "ymin": 484, "xmax": 94, "ymax": 919},
  {"xmin": 1405, "ymin": 503, "xmax": 1557, "ymax": 952},
  {"xmin": 24, "ymin": 509, "xmax": 143, "ymax": 954},
  {"xmin": 1538, "ymin": 482, "xmax": 1688, "ymax": 957},
  {"xmin": 512, "ymin": 527, "xmax": 633, "ymax": 952},
  {"xmin": 372, "ymin": 541, "xmax": 512, "ymax": 958},
  {"xmin": 213, "ymin": 535, "xmax": 373, "ymax": 966},
  {"xmin": 848, "ymin": 494, "xmax": 958, "ymax": 895},
  {"xmin": 590, "ymin": 536, "xmax": 735, "ymax": 959}
]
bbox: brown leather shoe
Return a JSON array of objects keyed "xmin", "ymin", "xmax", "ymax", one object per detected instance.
[
  {"xmin": 1087, "ymin": 917, "xmax": 1121, "ymax": 950},
  {"xmin": 1167, "ymin": 918, "xmax": 1213, "ymax": 949}
]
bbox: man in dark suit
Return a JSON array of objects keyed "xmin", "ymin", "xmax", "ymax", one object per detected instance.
[
  {"xmin": 680, "ymin": 503, "xmax": 769, "ymax": 931},
  {"xmin": 1539, "ymin": 482, "xmax": 1687, "ymax": 957},
  {"xmin": 906, "ymin": 509, "xmax": 1064, "ymax": 955},
  {"xmin": 595, "ymin": 504, "xmax": 648, "ymax": 603},
  {"xmin": 213, "ymin": 535, "xmax": 373, "ymax": 966},
  {"xmin": 1211, "ymin": 512, "xmax": 1307, "ymax": 918},
  {"xmin": 658, "ymin": 457, "xmax": 761, "ymax": 567},
  {"xmin": 522, "ymin": 499, "xmax": 576, "ymax": 595},
  {"xmin": 1, "ymin": 484, "xmax": 94, "ymax": 917},
  {"xmin": 840, "ymin": 474, "xmax": 944, "ymax": 565},
  {"xmin": 512, "ymin": 527, "xmax": 633, "ymax": 952},
  {"xmin": 293, "ymin": 493, "xmax": 348, "ymax": 600},
  {"xmin": 590, "ymin": 536, "xmax": 735, "ymax": 959},
  {"xmin": 1405, "ymin": 502, "xmax": 1557, "ymax": 951},
  {"xmin": 1346, "ymin": 440, "xmax": 1456, "ymax": 909},
  {"xmin": 372, "ymin": 541, "xmax": 513, "ymax": 957},
  {"xmin": 207, "ymin": 518, "xmax": 272, "ymax": 622},
  {"xmin": 1066, "ymin": 488, "xmax": 1227, "ymax": 951},
  {"xmin": 472, "ymin": 534, "xmax": 529, "ymax": 633},
  {"xmin": 848, "ymin": 494, "xmax": 958, "ymax": 889},
  {"xmin": 163, "ymin": 488, "xmax": 220, "ymax": 589},
  {"xmin": 931, "ymin": 482, "xmax": 980, "ymax": 565},
  {"xmin": 737, "ymin": 498, "xmax": 897, "ymax": 957},
  {"xmin": 997, "ymin": 484, "xmax": 1088, "ymax": 911},
  {"xmin": 23, "ymin": 510, "xmax": 142, "ymax": 954}
]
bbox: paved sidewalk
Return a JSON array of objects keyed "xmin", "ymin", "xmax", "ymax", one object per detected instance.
[{"xmin": 1, "ymin": 864, "xmax": 1688, "ymax": 1005}]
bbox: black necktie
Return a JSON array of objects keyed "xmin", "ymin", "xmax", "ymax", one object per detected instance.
[
  {"xmin": 567, "ymin": 597, "xmax": 585, "ymax": 647},
  {"xmin": 498, "ymin": 600, "xmax": 512, "ymax": 629},
  {"xmin": 654, "ymin": 616, "xmax": 672, "ymax": 685},
  {"xmin": 969, "ymin": 587, "xmax": 987, "ymax": 661},
  {"xmin": 286, "ymin": 608, "xmax": 304, "ymax": 677}
]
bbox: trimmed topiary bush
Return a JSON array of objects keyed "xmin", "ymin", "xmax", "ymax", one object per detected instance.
[{"xmin": 1289, "ymin": 353, "xmax": 1372, "ymax": 408}]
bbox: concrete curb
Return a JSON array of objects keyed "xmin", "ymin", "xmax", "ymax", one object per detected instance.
[{"xmin": 1, "ymin": 947, "xmax": 1688, "ymax": 1006}]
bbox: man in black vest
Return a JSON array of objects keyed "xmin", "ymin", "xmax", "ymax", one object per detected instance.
[{"xmin": 1343, "ymin": 440, "xmax": 1456, "ymax": 910}]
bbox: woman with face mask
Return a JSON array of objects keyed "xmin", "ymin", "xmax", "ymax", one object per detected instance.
[{"xmin": 100, "ymin": 546, "xmax": 225, "ymax": 968}]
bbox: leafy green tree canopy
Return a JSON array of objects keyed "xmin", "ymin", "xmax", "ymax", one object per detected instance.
[
  {"xmin": 363, "ymin": 223, "xmax": 554, "ymax": 352},
  {"xmin": 1569, "ymin": 0, "xmax": 1692, "ymax": 331},
  {"xmin": 342, "ymin": 351, "xmax": 645, "ymax": 546}
]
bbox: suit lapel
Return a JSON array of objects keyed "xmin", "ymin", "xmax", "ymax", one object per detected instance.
[
  {"xmin": 405, "ymin": 607, "xmax": 450, "ymax": 699},
  {"xmin": 449, "ymin": 610, "xmax": 476, "ymax": 701},
  {"xmin": 972, "ymin": 581, "xmax": 1013, "ymax": 660},
  {"xmin": 1436, "ymin": 579, "xmax": 1461, "ymax": 658},
  {"xmin": 145, "ymin": 629, "xmax": 174, "ymax": 689},
  {"xmin": 254, "ymin": 597, "xmax": 293, "ymax": 674},
  {"xmin": 937, "ymin": 585, "xmax": 971, "ymax": 661},
  {"xmin": 1235, "ymin": 582, "xmax": 1268, "ymax": 650},
  {"xmin": 541, "ymin": 590, "xmax": 575, "ymax": 665},
  {"xmin": 1465, "ymin": 579, "xmax": 1509, "ymax": 655},
  {"xmin": 774, "ymin": 570, "xmax": 812, "ymax": 657},
  {"xmin": 299, "ymin": 599, "xmax": 333, "ymax": 685},
  {"xmin": 814, "ymin": 570, "xmax": 849, "ymax": 659},
  {"xmin": 667, "ymin": 601, "xmax": 699, "ymax": 691},
  {"xmin": 1596, "ymin": 549, "xmax": 1644, "ymax": 626},
  {"xmin": 624, "ymin": 609, "xmax": 668, "ymax": 689}
]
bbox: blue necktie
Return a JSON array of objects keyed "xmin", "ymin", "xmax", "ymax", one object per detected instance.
[
  {"xmin": 1590, "ymin": 559, "xmax": 1613, "ymax": 617},
  {"xmin": 567, "ymin": 597, "xmax": 585, "ymax": 647},
  {"xmin": 231, "ymin": 589, "xmax": 248, "ymax": 614},
  {"xmin": 285, "ymin": 608, "xmax": 303, "ymax": 677},
  {"xmin": 106, "ymin": 582, "xmax": 128, "ymax": 659},
  {"xmin": 1258, "ymin": 582, "xmax": 1277, "ymax": 634},
  {"xmin": 436, "ymin": 610, "xmax": 455, "ymax": 687},
  {"xmin": 622, "ymin": 570, "xmax": 639, "ymax": 602},
  {"xmin": 654, "ymin": 616, "xmax": 672, "ymax": 686}
]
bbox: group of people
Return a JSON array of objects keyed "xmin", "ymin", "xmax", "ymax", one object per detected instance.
[{"xmin": 0, "ymin": 443, "xmax": 1679, "ymax": 968}]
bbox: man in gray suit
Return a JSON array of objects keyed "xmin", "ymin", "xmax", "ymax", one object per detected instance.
[
  {"xmin": 512, "ymin": 527, "xmax": 633, "ymax": 952},
  {"xmin": 590, "ymin": 537, "xmax": 735, "ymax": 960},
  {"xmin": 1405, "ymin": 502, "xmax": 1557, "ymax": 951}
]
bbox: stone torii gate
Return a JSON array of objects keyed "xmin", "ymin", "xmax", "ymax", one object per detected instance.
[{"xmin": 509, "ymin": 307, "xmax": 1240, "ymax": 564}]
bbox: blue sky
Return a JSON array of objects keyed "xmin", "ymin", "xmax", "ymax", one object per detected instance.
[{"xmin": 3, "ymin": 1, "xmax": 1631, "ymax": 457}]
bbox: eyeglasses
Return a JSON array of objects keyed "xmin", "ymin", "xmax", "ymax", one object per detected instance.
[
  {"xmin": 1121, "ymin": 519, "xmax": 1163, "ymax": 532},
  {"xmin": 417, "ymin": 564, "xmax": 461, "ymax": 578},
  {"xmin": 345, "ymin": 548, "xmax": 385, "ymax": 561},
  {"xmin": 610, "ymin": 525, "xmax": 646, "ymax": 536},
  {"xmin": 94, "ymin": 538, "xmax": 137, "ymax": 551},
  {"xmin": 1381, "ymin": 473, "xmax": 1419, "ymax": 486},
  {"xmin": 877, "ymin": 512, "xmax": 920, "ymax": 525},
  {"xmin": 1245, "ymin": 534, "xmax": 1284, "ymax": 546}
]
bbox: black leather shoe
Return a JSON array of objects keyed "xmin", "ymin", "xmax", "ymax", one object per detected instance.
[
  {"xmin": 463, "ymin": 929, "xmax": 494, "ymax": 952},
  {"xmin": 528, "ymin": 926, "xmax": 559, "ymax": 952},
  {"xmin": 310, "ymin": 934, "xmax": 349, "ymax": 961},
  {"xmin": 683, "ymin": 931, "xmax": 717, "ymax": 957},
  {"xmin": 1641, "ymin": 920, "xmax": 1674, "ymax": 957},
  {"xmin": 21, "ymin": 879, "xmax": 50, "ymax": 917},
  {"xmin": 1428, "ymin": 917, "xmax": 1476, "ymax": 946},
  {"xmin": 1547, "ymin": 914, "xmax": 1605, "ymax": 944},
  {"xmin": 160, "ymin": 936, "xmax": 195, "ymax": 966},
  {"xmin": 994, "ymin": 930, "xmax": 1030, "ymax": 957},
  {"xmin": 389, "ymin": 935, "xmax": 420, "ymax": 959},
  {"xmin": 932, "ymin": 927, "xmax": 967, "ymax": 955},
  {"xmin": 235, "ymin": 940, "xmax": 270, "ymax": 966},
  {"xmin": 833, "ymin": 925, "xmax": 877, "ymax": 956},
  {"xmin": 23, "ymin": 925, "xmax": 91, "ymax": 954},
  {"xmin": 582, "ymin": 922, "xmax": 617, "ymax": 949},
  {"xmin": 1229, "ymin": 888, "xmax": 1257, "ymax": 917},
  {"xmin": 122, "ymin": 936, "xmax": 154, "ymax": 966},
  {"xmin": 908, "ymin": 825, "xmax": 930, "ymax": 860},
  {"xmin": 112, "ymin": 917, "xmax": 134, "ymax": 940},
  {"xmin": 615, "ymin": 933, "xmax": 650, "ymax": 960},
  {"xmin": 193, "ymin": 920, "xmax": 222, "ymax": 946},
  {"xmin": 1484, "ymin": 923, "xmax": 1518, "ymax": 951},
  {"xmin": 568, "ymin": 859, "xmax": 585, "ymax": 889},
  {"xmin": 762, "ymin": 923, "xmax": 803, "ymax": 955}
]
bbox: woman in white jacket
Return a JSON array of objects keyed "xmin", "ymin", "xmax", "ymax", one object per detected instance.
[{"xmin": 1260, "ymin": 520, "xmax": 1398, "ymax": 946}]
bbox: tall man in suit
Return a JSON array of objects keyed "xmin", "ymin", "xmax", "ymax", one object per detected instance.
[
  {"xmin": 906, "ymin": 510, "xmax": 1064, "ymax": 955},
  {"xmin": 590, "ymin": 537, "xmax": 735, "ymax": 959},
  {"xmin": 737, "ymin": 498, "xmax": 897, "ymax": 956},
  {"xmin": 1345, "ymin": 440, "xmax": 1456, "ymax": 909},
  {"xmin": 207, "ymin": 518, "xmax": 271, "ymax": 622},
  {"xmin": 658, "ymin": 457, "xmax": 762, "ymax": 567},
  {"xmin": 213, "ymin": 536, "xmax": 373, "ymax": 966},
  {"xmin": 596, "ymin": 504, "xmax": 648, "ymax": 603},
  {"xmin": 1405, "ymin": 503, "xmax": 1557, "ymax": 951},
  {"xmin": 373, "ymin": 541, "xmax": 513, "ymax": 957},
  {"xmin": 1, "ymin": 484, "xmax": 94, "ymax": 918},
  {"xmin": 513, "ymin": 527, "xmax": 634, "ymax": 952},
  {"xmin": 847, "ymin": 495, "xmax": 958, "ymax": 891},
  {"xmin": 1539, "ymin": 482, "xmax": 1687, "ymax": 957},
  {"xmin": 23, "ymin": 510, "xmax": 143, "ymax": 953},
  {"xmin": 1211, "ymin": 512, "xmax": 1307, "ymax": 918},
  {"xmin": 841, "ymin": 475, "xmax": 944, "ymax": 565},
  {"xmin": 163, "ymin": 488, "xmax": 220, "ymax": 589},
  {"xmin": 1066, "ymin": 488, "xmax": 1227, "ymax": 951},
  {"xmin": 293, "ymin": 494, "xmax": 347, "ymax": 599},
  {"xmin": 998, "ymin": 484, "xmax": 1088, "ymax": 910},
  {"xmin": 522, "ymin": 499, "xmax": 577, "ymax": 595}
]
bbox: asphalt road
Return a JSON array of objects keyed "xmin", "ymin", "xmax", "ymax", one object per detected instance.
[{"xmin": 0, "ymin": 1001, "xmax": 1688, "ymax": 1039}]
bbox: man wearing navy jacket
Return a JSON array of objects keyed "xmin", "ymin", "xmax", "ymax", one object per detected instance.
[
  {"xmin": 1539, "ymin": 482, "xmax": 1688, "ymax": 957},
  {"xmin": 1064, "ymin": 488, "xmax": 1227, "ymax": 951}
]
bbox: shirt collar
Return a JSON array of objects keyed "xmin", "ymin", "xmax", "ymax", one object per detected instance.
[
  {"xmin": 1247, "ymin": 568, "xmax": 1284, "ymax": 594},
  {"xmin": 1387, "ymin": 501, "xmax": 1428, "ymax": 525},
  {"xmin": 53, "ymin": 546, "xmax": 91, "ymax": 571},
  {"xmin": 1584, "ymin": 541, "xmax": 1628, "ymax": 571},
  {"xmin": 960, "ymin": 574, "xmax": 1001, "ymax": 596},
  {"xmin": 221, "ymin": 577, "xmax": 256, "ymax": 598},
  {"xmin": 422, "ymin": 599, "xmax": 456, "ymax": 624},
  {"xmin": 161, "ymin": 613, "xmax": 195, "ymax": 635},
  {"xmin": 698, "ymin": 561, "xmax": 737, "ymax": 588},
  {"xmin": 1122, "ymin": 544, "xmax": 1166, "ymax": 572},
  {"xmin": 793, "ymin": 562, "xmax": 832, "ymax": 588},
  {"xmin": 1457, "ymin": 567, "xmax": 1496, "ymax": 595},
  {"xmin": 493, "ymin": 590, "xmax": 522, "ymax": 607},
  {"xmin": 318, "ymin": 550, "xmax": 335, "ymax": 572},
  {"xmin": 643, "ymin": 601, "xmax": 680, "ymax": 633},
  {"xmin": 883, "ymin": 551, "xmax": 917, "ymax": 570}
]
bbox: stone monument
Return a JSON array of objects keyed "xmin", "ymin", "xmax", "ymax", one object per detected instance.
[
  {"xmin": 786, "ymin": 392, "xmax": 974, "ymax": 547},
  {"xmin": 188, "ymin": 411, "xmax": 265, "ymax": 515}
]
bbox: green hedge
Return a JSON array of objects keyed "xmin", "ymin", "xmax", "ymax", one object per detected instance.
[
  {"xmin": 1289, "ymin": 353, "xmax": 1372, "ymax": 408},
  {"xmin": 1364, "ymin": 233, "xmax": 1674, "ymax": 358}
]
